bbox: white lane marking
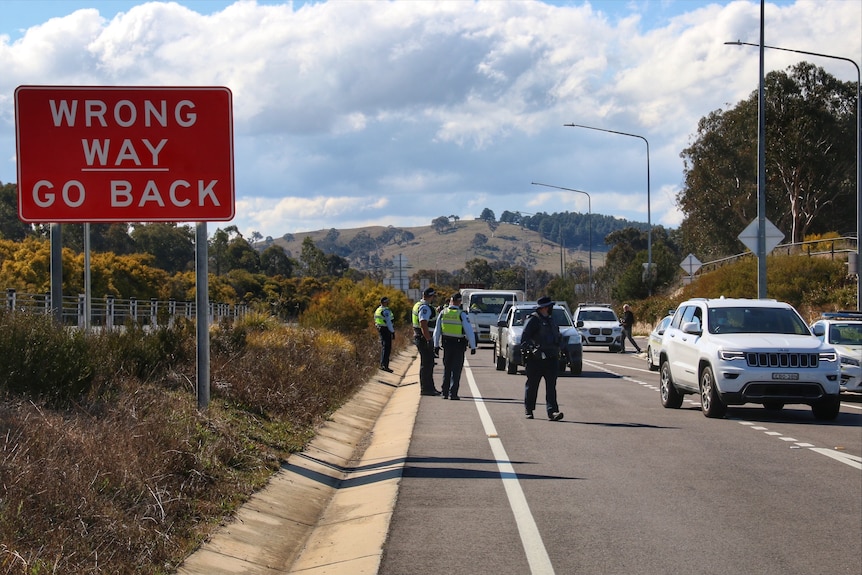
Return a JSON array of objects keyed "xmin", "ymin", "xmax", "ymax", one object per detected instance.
[
  {"xmin": 586, "ymin": 359, "xmax": 861, "ymax": 471},
  {"xmin": 464, "ymin": 360, "xmax": 555, "ymax": 575},
  {"xmin": 809, "ymin": 448, "xmax": 862, "ymax": 470}
]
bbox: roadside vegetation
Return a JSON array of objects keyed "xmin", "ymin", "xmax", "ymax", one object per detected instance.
[{"xmin": 0, "ymin": 298, "xmax": 411, "ymax": 575}]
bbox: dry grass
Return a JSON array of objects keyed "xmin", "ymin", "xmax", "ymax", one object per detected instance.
[
  {"xmin": 273, "ymin": 220, "xmax": 604, "ymax": 274},
  {"xmin": 0, "ymin": 313, "xmax": 386, "ymax": 574}
]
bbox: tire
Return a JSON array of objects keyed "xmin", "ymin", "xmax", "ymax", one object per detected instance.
[
  {"xmin": 571, "ymin": 361, "xmax": 582, "ymax": 376},
  {"xmin": 763, "ymin": 402, "xmax": 784, "ymax": 411},
  {"xmin": 659, "ymin": 359, "xmax": 683, "ymax": 408},
  {"xmin": 506, "ymin": 349, "xmax": 518, "ymax": 374},
  {"xmin": 646, "ymin": 345, "xmax": 658, "ymax": 371},
  {"xmin": 699, "ymin": 366, "xmax": 727, "ymax": 418},
  {"xmin": 495, "ymin": 342, "xmax": 506, "ymax": 371},
  {"xmin": 812, "ymin": 397, "xmax": 840, "ymax": 421}
]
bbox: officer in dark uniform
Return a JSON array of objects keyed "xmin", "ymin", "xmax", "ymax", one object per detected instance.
[
  {"xmin": 412, "ymin": 287, "xmax": 440, "ymax": 396},
  {"xmin": 521, "ymin": 296, "xmax": 564, "ymax": 421},
  {"xmin": 374, "ymin": 297, "xmax": 395, "ymax": 372}
]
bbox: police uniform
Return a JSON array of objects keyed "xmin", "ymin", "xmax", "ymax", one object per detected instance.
[
  {"xmin": 413, "ymin": 288, "xmax": 440, "ymax": 395},
  {"xmin": 375, "ymin": 297, "xmax": 395, "ymax": 372},
  {"xmin": 521, "ymin": 296, "xmax": 564, "ymax": 421},
  {"xmin": 432, "ymin": 295, "xmax": 476, "ymax": 400}
]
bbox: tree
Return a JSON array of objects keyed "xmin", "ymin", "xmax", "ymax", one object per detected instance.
[
  {"xmin": 431, "ymin": 216, "xmax": 452, "ymax": 234},
  {"xmin": 0, "ymin": 182, "xmax": 32, "ymax": 241},
  {"xmin": 678, "ymin": 62, "xmax": 856, "ymax": 257},
  {"xmin": 260, "ymin": 245, "xmax": 294, "ymax": 277},
  {"xmin": 464, "ymin": 258, "xmax": 494, "ymax": 287},
  {"xmin": 471, "ymin": 233, "xmax": 488, "ymax": 251},
  {"xmin": 479, "ymin": 208, "xmax": 496, "ymax": 222},
  {"xmin": 130, "ymin": 223, "xmax": 195, "ymax": 273}
]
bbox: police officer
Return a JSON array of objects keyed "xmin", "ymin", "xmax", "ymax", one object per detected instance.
[
  {"xmin": 412, "ymin": 287, "xmax": 440, "ymax": 396},
  {"xmin": 374, "ymin": 296, "xmax": 395, "ymax": 372},
  {"xmin": 432, "ymin": 292, "xmax": 476, "ymax": 400},
  {"xmin": 521, "ymin": 296, "xmax": 564, "ymax": 421}
]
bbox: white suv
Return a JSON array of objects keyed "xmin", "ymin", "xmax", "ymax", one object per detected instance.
[
  {"xmin": 574, "ymin": 304, "xmax": 623, "ymax": 352},
  {"xmin": 659, "ymin": 297, "xmax": 841, "ymax": 420},
  {"xmin": 810, "ymin": 311, "xmax": 862, "ymax": 393}
]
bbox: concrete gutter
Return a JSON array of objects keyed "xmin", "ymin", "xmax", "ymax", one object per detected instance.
[{"xmin": 176, "ymin": 349, "xmax": 421, "ymax": 575}]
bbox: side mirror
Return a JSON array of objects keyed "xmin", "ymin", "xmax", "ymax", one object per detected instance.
[
  {"xmin": 497, "ymin": 320, "xmax": 507, "ymax": 327},
  {"xmin": 682, "ymin": 321, "xmax": 702, "ymax": 335},
  {"xmin": 812, "ymin": 324, "xmax": 825, "ymax": 337},
  {"xmin": 576, "ymin": 320, "xmax": 584, "ymax": 328}
]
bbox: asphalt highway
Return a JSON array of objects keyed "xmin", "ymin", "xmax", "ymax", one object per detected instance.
[
  {"xmin": 378, "ymin": 344, "xmax": 862, "ymax": 575},
  {"xmin": 177, "ymin": 343, "xmax": 861, "ymax": 575}
]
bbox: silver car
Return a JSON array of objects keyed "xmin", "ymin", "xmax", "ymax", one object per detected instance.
[{"xmin": 646, "ymin": 313, "xmax": 673, "ymax": 371}]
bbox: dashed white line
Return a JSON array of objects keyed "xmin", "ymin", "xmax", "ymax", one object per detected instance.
[{"xmin": 584, "ymin": 358, "xmax": 861, "ymax": 472}]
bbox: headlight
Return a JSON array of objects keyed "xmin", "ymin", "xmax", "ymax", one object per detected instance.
[
  {"xmin": 718, "ymin": 350, "xmax": 746, "ymax": 361},
  {"xmin": 841, "ymin": 355, "xmax": 861, "ymax": 367},
  {"xmin": 819, "ymin": 351, "xmax": 838, "ymax": 362}
]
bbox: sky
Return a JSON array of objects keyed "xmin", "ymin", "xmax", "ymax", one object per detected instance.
[{"xmin": 1, "ymin": 0, "xmax": 860, "ymax": 240}]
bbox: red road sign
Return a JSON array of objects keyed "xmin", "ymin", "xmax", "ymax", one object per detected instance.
[{"xmin": 15, "ymin": 86, "xmax": 234, "ymax": 223}]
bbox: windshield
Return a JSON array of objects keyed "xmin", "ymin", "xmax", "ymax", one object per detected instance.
[
  {"xmin": 579, "ymin": 309, "xmax": 617, "ymax": 322},
  {"xmin": 707, "ymin": 306, "xmax": 810, "ymax": 335},
  {"xmin": 552, "ymin": 308, "xmax": 573, "ymax": 326},
  {"xmin": 512, "ymin": 308, "xmax": 536, "ymax": 326},
  {"xmin": 469, "ymin": 294, "xmax": 514, "ymax": 315}
]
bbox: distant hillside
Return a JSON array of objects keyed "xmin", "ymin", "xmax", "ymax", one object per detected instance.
[{"xmin": 267, "ymin": 219, "xmax": 607, "ymax": 274}]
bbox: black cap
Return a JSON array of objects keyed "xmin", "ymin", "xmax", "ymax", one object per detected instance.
[
  {"xmin": 423, "ymin": 288, "xmax": 436, "ymax": 298},
  {"xmin": 536, "ymin": 296, "xmax": 554, "ymax": 308},
  {"xmin": 380, "ymin": 297, "xmax": 389, "ymax": 304},
  {"xmin": 451, "ymin": 293, "xmax": 462, "ymax": 301}
]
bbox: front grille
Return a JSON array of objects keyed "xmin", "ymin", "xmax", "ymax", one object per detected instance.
[
  {"xmin": 742, "ymin": 383, "xmax": 824, "ymax": 400},
  {"xmin": 744, "ymin": 352, "xmax": 818, "ymax": 368},
  {"xmin": 588, "ymin": 327, "xmax": 613, "ymax": 335}
]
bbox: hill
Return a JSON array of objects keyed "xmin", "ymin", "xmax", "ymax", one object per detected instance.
[{"xmin": 268, "ymin": 219, "xmax": 606, "ymax": 275}]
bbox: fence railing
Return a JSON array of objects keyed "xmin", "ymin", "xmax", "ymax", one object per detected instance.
[
  {"xmin": 699, "ymin": 236, "xmax": 858, "ymax": 274},
  {"xmin": 4, "ymin": 289, "xmax": 249, "ymax": 328}
]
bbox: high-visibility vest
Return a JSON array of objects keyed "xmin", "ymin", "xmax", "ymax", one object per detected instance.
[
  {"xmin": 440, "ymin": 306, "xmax": 465, "ymax": 338},
  {"xmin": 374, "ymin": 306, "xmax": 389, "ymax": 327},
  {"xmin": 412, "ymin": 300, "xmax": 436, "ymax": 329}
]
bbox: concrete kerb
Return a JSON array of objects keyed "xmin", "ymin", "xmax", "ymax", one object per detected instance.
[{"xmin": 176, "ymin": 348, "xmax": 421, "ymax": 575}]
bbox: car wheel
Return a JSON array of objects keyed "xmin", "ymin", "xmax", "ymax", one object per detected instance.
[
  {"xmin": 699, "ymin": 366, "xmax": 727, "ymax": 418},
  {"xmin": 811, "ymin": 397, "xmax": 840, "ymax": 421},
  {"xmin": 659, "ymin": 359, "xmax": 683, "ymax": 408},
  {"xmin": 763, "ymin": 402, "xmax": 784, "ymax": 411},
  {"xmin": 506, "ymin": 351, "xmax": 518, "ymax": 374},
  {"xmin": 495, "ymin": 342, "xmax": 506, "ymax": 371},
  {"xmin": 646, "ymin": 345, "xmax": 658, "ymax": 371},
  {"xmin": 571, "ymin": 361, "xmax": 582, "ymax": 376}
]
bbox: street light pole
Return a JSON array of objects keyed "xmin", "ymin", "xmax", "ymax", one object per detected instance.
[
  {"xmin": 531, "ymin": 181, "xmax": 592, "ymax": 297},
  {"xmin": 726, "ymin": 40, "xmax": 861, "ymax": 310},
  {"xmin": 564, "ymin": 123, "xmax": 653, "ymax": 296}
]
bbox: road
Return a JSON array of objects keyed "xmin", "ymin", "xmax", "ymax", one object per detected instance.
[{"xmin": 378, "ymin": 345, "xmax": 862, "ymax": 575}]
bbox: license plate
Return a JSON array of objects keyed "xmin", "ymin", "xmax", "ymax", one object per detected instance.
[{"xmin": 772, "ymin": 373, "xmax": 799, "ymax": 380}]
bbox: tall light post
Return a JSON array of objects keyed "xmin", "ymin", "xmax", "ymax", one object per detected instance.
[
  {"xmin": 726, "ymin": 40, "xmax": 861, "ymax": 311},
  {"xmin": 531, "ymin": 181, "xmax": 592, "ymax": 296},
  {"xmin": 564, "ymin": 123, "xmax": 653, "ymax": 295}
]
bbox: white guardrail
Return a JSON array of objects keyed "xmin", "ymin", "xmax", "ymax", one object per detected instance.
[{"xmin": 4, "ymin": 289, "xmax": 249, "ymax": 328}]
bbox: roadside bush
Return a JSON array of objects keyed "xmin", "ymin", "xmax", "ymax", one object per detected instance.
[
  {"xmin": 0, "ymin": 307, "xmax": 389, "ymax": 574},
  {"xmin": 90, "ymin": 320, "xmax": 195, "ymax": 387},
  {"xmin": 0, "ymin": 311, "xmax": 93, "ymax": 406}
]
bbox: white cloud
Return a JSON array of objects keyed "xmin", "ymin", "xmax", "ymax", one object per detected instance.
[{"xmin": 0, "ymin": 0, "xmax": 858, "ymax": 241}]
